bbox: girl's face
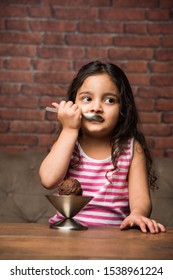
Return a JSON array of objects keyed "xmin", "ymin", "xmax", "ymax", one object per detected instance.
[{"xmin": 75, "ymin": 74, "xmax": 120, "ymax": 139}]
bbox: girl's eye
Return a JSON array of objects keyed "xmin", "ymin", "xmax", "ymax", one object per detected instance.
[
  {"xmin": 82, "ymin": 96, "xmax": 92, "ymax": 102},
  {"xmin": 105, "ymin": 97, "xmax": 117, "ymax": 104}
]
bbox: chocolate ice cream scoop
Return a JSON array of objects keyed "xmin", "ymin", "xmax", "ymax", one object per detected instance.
[{"xmin": 58, "ymin": 177, "xmax": 83, "ymax": 196}]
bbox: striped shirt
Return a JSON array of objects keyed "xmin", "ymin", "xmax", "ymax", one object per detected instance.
[{"xmin": 49, "ymin": 138, "xmax": 134, "ymax": 226}]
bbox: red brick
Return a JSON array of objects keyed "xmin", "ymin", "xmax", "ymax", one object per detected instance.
[
  {"xmin": 0, "ymin": 58, "xmax": 3, "ymax": 68},
  {"xmin": 0, "ymin": 45, "xmax": 36, "ymax": 57},
  {"xmin": 135, "ymin": 97, "xmax": 154, "ymax": 111},
  {"xmin": 66, "ymin": 34, "xmax": 113, "ymax": 46},
  {"xmin": 6, "ymin": 20, "xmax": 29, "ymax": 31},
  {"xmin": 4, "ymin": 58, "xmax": 30, "ymax": 70},
  {"xmin": 151, "ymin": 75, "xmax": 173, "ymax": 86},
  {"xmin": 4, "ymin": 0, "xmax": 41, "ymax": 4},
  {"xmin": 108, "ymin": 48, "xmax": 153, "ymax": 60},
  {"xmin": 29, "ymin": 20, "xmax": 76, "ymax": 32},
  {"xmin": 89, "ymin": 0, "xmax": 112, "ymax": 6},
  {"xmin": 162, "ymin": 36, "xmax": 173, "ymax": 47},
  {"xmin": 0, "ymin": 84, "xmax": 21, "ymax": 95},
  {"xmin": 112, "ymin": 0, "xmax": 158, "ymax": 7},
  {"xmin": 127, "ymin": 74, "xmax": 150, "ymax": 86},
  {"xmin": 0, "ymin": 109, "xmax": 44, "ymax": 121},
  {"xmin": 44, "ymin": 111, "xmax": 60, "ymax": 122},
  {"xmin": 124, "ymin": 23, "xmax": 147, "ymax": 34},
  {"xmin": 34, "ymin": 71, "xmax": 74, "ymax": 84},
  {"xmin": 11, "ymin": 121, "xmax": 55, "ymax": 133},
  {"xmin": 145, "ymin": 137, "xmax": 155, "ymax": 149},
  {"xmin": 0, "ymin": 134, "xmax": 38, "ymax": 146},
  {"xmin": 138, "ymin": 87, "xmax": 173, "ymax": 98},
  {"xmin": 151, "ymin": 149, "xmax": 165, "ymax": 158},
  {"xmin": 38, "ymin": 47, "xmax": 85, "ymax": 59},
  {"xmin": 155, "ymin": 99, "xmax": 173, "ymax": 110},
  {"xmin": 38, "ymin": 134, "xmax": 56, "ymax": 147},
  {"xmin": 0, "ymin": 6, "xmax": 26, "ymax": 17},
  {"xmin": 148, "ymin": 23, "xmax": 173, "ymax": 34},
  {"xmin": 43, "ymin": 0, "xmax": 110, "ymax": 6},
  {"xmin": 131, "ymin": 86, "xmax": 138, "ymax": 96},
  {"xmin": 115, "ymin": 36, "xmax": 160, "ymax": 47},
  {"xmin": 39, "ymin": 96, "xmax": 63, "ymax": 109},
  {"xmin": 163, "ymin": 113, "xmax": 173, "ymax": 123},
  {"xmin": 139, "ymin": 112, "xmax": 161, "ymax": 123},
  {"xmin": 43, "ymin": 0, "xmax": 89, "ymax": 6},
  {"xmin": 44, "ymin": 34, "xmax": 65, "ymax": 45},
  {"xmin": 79, "ymin": 21, "xmax": 122, "ymax": 33},
  {"xmin": 149, "ymin": 61, "xmax": 173, "ymax": 73},
  {"xmin": 32, "ymin": 59, "xmax": 72, "ymax": 71},
  {"xmin": 28, "ymin": 6, "xmax": 52, "ymax": 18},
  {"xmin": 155, "ymin": 138, "xmax": 173, "ymax": 149},
  {"xmin": 160, "ymin": 0, "xmax": 173, "ymax": 7},
  {"xmin": 22, "ymin": 84, "xmax": 67, "ymax": 97},
  {"xmin": 155, "ymin": 49, "xmax": 173, "ymax": 60},
  {"xmin": 146, "ymin": 9, "xmax": 170, "ymax": 21},
  {"xmin": 142, "ymin": 124, "xmax": 172, "ymax": 136},
  {"xmin": 0, "ymin": 70, "xmax": 32, "ymax": 83},
  {"xmin": 120, "ymin": 61, "xmax": 148, "ymax": 73},
  {"xmin": 86, "ymin": 48, "xmax": 108, "ymax": 59},
  {"xmin": 0, "ymin": 19, "xmax": 5, "ymax": 30},
  {"xmin": 165, "ymin": 150, "xmax": 173, "ymax": 159},
  {"xmin": 54, "ymin": 7, "xmax": 98, "ymax": 19},
  {"xmin": 99, "ymin": 8, "xmax": 145, "ymax": 20},
  {"xmin": 0, "ymin": 32, "xmax": 42, "ymax": 44},
  {"xmin": 0, "ymin": 122, "xmax": 9, "ymax": 132},
  {"xmin": 0, "ymin": 96, "xmax": 37, "ymax": 109}
]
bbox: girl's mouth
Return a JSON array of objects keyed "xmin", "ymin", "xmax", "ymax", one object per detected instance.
[{"xmin": 83, "ymin": 113, "xmax": 104, "ymax": 122}]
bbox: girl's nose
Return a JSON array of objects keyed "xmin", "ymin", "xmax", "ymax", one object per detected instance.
[{"xmin": 91, "ymin": 100, "xmax": 103, "ymax": 113}]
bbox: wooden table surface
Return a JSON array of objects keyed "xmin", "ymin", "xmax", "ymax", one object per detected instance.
[{"xmin": 0, "ymin": 223, "xmax": 172, "ymax": 260}]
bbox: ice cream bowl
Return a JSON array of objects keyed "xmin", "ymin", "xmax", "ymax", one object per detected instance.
[{"xmin": 46, "ymin": 195, "xmax": 93, "ymax": 230}]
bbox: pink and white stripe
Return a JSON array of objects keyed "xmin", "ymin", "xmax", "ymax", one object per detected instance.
[{"xmin": 50, "ymin": 138, "xmax": 134, "ymax": 226}]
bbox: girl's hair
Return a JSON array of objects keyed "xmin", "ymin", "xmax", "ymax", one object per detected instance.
[{"xmin": 67, "ymin": 60, "xmax": 157, "ymax": 190}]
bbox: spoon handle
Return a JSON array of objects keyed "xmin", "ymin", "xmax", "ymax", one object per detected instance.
[
  {"xmin": 46, "ymin": 107, "xmax": 58, "ymax": 113},
  {"xmin": 45, "ymin": 107, "xmax": 103, "ymax": 122}
]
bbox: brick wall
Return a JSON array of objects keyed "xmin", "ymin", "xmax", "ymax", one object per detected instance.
[{"xmin": 0, "ymin": 0, "xmax": 173, "ymax": 158}]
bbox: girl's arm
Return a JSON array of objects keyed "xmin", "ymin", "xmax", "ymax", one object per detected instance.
[
  {"xmin": 120, "ymin": 140, "xmax": 166, "ymax": 233},
  {"xmin": 39, "ymin": 101, "xmax": 81, "ymax": 189}
]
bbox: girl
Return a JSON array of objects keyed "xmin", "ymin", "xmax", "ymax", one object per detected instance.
[{"xmin": 39, "ymin": 61, "xmax": 165, "ymax": 233}]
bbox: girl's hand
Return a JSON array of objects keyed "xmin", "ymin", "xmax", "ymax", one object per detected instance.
[
  {"xmin": 52, "ymin": 101, "xmax": 82, "ymax": 130},
  {"xmin": 120, "ymin": 214, "xmax": 166, "ymax": 233}
]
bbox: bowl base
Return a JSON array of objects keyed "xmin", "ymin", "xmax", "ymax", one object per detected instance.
[{"xmin": 50, "ymin": 218, "xmax": 88, "ymax": 230}]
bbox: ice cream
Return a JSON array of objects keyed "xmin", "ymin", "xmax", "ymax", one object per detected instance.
[{"xmin": 57, "ymin": 177, "xmax": 83, "ymax": 196}]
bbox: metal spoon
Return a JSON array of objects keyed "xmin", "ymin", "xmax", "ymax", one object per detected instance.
[{"xmin": 45, "ymin": 107, "xmax": 104, "ymax": 122}]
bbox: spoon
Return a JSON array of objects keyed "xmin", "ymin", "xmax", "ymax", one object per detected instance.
[{"xmin": 45, "ymin": 107, "xmax": 104, "ymax": 122}]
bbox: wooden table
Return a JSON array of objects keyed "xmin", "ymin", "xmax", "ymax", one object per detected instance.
[{"xmin": 0, "ymin": 223, "xmax": 172, "ymax": 260}]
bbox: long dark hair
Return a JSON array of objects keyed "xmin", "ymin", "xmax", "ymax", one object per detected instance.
[{"xmin": 67, "ymin": 60, "xmax": 156, "ymax": 190}]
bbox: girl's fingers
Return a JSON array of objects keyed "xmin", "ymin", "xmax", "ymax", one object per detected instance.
[
  {"xmin": 52, "ymin": 102, "xmax": 59, "ymax": 108},
  {"xmin": 59, "ymin": 100, "xmax": 67, "ymax": 110},
  {"xmin": 121, "ymin": 216, "xmax": 166, "ymax": 234},
  {"xmin": 145, "ymin": 219, "xmax": 166, "ymax": 233},
  {"xmin": 52, "ymin": 101, "xmax": 79, "ymax": 114},
  {"xmin": 147, "ymin": 219, "xmax": 159, "ymax": 233},
  {"xmin": 65, "ymin": 101, "xmax": 74, "ymax": 109},
  {"xmin": 158, "ymin": 223, "xmax": 166, "ymax": 232}
]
